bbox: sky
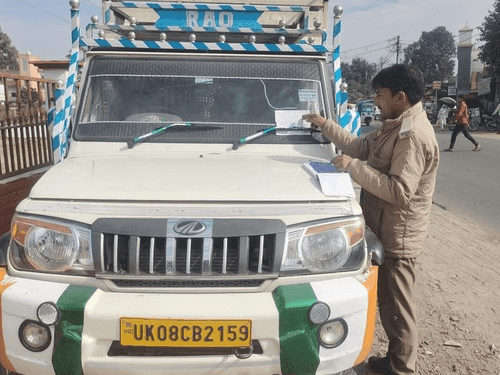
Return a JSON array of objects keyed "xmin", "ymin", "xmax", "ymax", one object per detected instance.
[{"xmin": 0, "ymin": 0, "xmax": 496, "ymax": 66}]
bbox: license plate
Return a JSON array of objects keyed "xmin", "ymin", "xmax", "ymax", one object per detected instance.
[{"xmin": 120, "ymin": 318, "xmax": 252, "ymax": 347}]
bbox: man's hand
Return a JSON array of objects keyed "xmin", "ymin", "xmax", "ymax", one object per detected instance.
[
  {"xmin": 302, "ymin": 114, "xmax": 327, "ymax": 129},
  {"xmin": 331, "ymin": 155, "xmax": 353, "ymax": 172}
]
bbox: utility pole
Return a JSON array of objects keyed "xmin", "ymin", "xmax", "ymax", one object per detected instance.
[
  {"xmin": 395, "ymin": 36, "xmax": 400, "ymax": 64},
  {"xmin": 364, "ymin": 68, "xmax": 368, "ymax": 98}
]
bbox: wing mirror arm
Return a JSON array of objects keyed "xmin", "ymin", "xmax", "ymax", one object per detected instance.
[{"xmin": 365, "ymin": 227, "xmax": 384, "ymax": 266}]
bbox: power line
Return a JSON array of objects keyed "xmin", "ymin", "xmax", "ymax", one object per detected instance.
[
  {"xmin": 454, "ymin": 33, "xmax": 479, "ymax": 46},
  {"xmin": 342, "ymin": 36, "xmax": 408, "ymax": 61},
  {"xmin": 81, "ymin": 0, "xmax": 101, "ymax": 10},
  {"xmin": 342, "ymin": 39, "xmax": 393, "ymax": 54},
  {"xmin": 14, "ymin": 0, "xmax": 70, "ymax": 23},
  {"xmin": 343, "ymin": 46, "xmax": 390, "ymax": 59},
  {"xmin": 380, "ymin": 50, "xmax": 395, "ymax": 68},
  {"xmin": 342, "ymin": 28, "xmax": 479, "ymax": 64}
]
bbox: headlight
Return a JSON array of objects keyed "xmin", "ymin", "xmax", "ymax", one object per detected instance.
[
  {"xmin": 318, "ymin": 319, "xmax": 348, "ymax": 348},
  {"xmin": 281, "ymin": 217, "xmax": 365, "ymax": 274},
  {"xmin": 10, "ymin": 214, "xmax": 93, "ymax": 274},
  {"xmin": 19, "ymin": 320, "xmax": 51, "ymax": 352}
]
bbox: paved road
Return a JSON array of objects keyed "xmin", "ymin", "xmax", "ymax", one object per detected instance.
[{"xmin": 360, "ymin": 123, "xmax": 500, "ymax": 234}]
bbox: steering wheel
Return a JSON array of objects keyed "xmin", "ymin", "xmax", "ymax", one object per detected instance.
[{"xmin": 124, "ymin": 106, "xmax": 182, "ymax": 122}]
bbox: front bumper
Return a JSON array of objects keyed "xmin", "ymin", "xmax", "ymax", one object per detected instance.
[{"xmin": 0, "ymin": 268, "xmax": 377, "ymax": 375}]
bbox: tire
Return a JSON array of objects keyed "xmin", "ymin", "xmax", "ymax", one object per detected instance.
[
  {"xmin": 469, "ymin": 121, "xmax": 479, "ymax": 132},
  {"xmin": 0, "ymin": 363, "xmax": 20, "ymax": 375},
  {"xmin": 364, "ymin": 117, "xmax": 372, "ymax": 126},
  {"xmin": 375, "ymin": 114, "xmax": 382, "ymax": 121},
  {"xmin": 486, "ymin": 120, "xmax": 497, "ymax": 132}
]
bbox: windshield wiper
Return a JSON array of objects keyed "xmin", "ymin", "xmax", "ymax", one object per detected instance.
[
  {"xmin": 232, "ymin": 126, "xmax": 276, "ymax": 150},
  {"xmin": 127, "ymin": 122, "xmax": 192, "ymax": 149},
  {"xmin": 232, "ymin": 126, "xmax": 317, "ymax": 150}
]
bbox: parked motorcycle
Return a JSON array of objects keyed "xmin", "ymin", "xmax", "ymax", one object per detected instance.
[
  {"xmin": 445, "ymin": 121, "xmax": 479, "ymax": 132},
  {"xmin": 469, "ymin": 120, "xmax": 480, "ymax": 132},
  {"xmin": 484, "ymin": 114, "xmax": 500, "ymax": 131},
  {"xmin": 445, "ymin": 109, "xmax": 479, "ymax": 132}
]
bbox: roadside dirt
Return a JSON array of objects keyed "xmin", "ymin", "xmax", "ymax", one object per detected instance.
[{"xmin": 368, "ymin": 204, "xmax": 500, "ymax": 374}]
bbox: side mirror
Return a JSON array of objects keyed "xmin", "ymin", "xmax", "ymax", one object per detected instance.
[
  {"xmin": 0, "ymin": 232, "xmax": 10, "ymax": 267},
  {"xmin": 365, "ymin": 227, "xmax": 384, "ymax": 266}
]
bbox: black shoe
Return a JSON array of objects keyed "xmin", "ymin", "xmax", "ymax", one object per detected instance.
[
  {"xmin": 444, "ymin": 148, "xmax": 453, "ymax": 152},
  {"xmin": 366, "ymin": 356, "xmax": 396, "ymax": 374}
]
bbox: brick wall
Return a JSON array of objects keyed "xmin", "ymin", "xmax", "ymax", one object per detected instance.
[{"xmin": 0, "ymin": 172, "xmax": 45, "ymax": 235}]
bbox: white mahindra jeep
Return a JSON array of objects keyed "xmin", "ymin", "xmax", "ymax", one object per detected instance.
[{"xmin": 0, "ymin": 51, "xmax": 382, "ymax": 375}]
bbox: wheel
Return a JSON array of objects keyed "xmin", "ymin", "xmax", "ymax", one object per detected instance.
[
  {"xmin": 375, "ymin": 114, "xmax": 382, "ymax": 121},
  {"xmin": 364, "ymin": 117, "xmax": 372, "ymax": 126},
  {"xmin": 124, "ymin": 106, "xmax": 182, "ymax": 122},
  {"xmin": 469, "ymin": 121, "xmax": 479, "ymax": 132},
  {"xmin": 0, "ymin": 363, "xmax": 20, "ymax": 375},
  {"xmin": 486, "ymin": 120, "xmax": 497, "ymax": 132}
]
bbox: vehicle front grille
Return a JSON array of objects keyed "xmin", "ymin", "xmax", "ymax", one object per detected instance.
[
  {"xmin": 110, "ymin": 279, "xmax": 265, "ymax": 288},
  {"xmin": 107, "ymin": 340, "xmax": 264, "ymax": 357},
  {"xmin": 92, "ymin": 218, "xmax": 286, "ymax": 282}
]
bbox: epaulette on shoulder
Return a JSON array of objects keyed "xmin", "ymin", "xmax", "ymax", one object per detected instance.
[{"xmin": 399, "ymin": 117, "xmax": 413, "ymax": 139}]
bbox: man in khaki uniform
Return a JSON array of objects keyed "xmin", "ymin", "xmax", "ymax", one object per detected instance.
[{"xmin": 303, "ymin": 64, "xmax": 439, "ymax": 375}]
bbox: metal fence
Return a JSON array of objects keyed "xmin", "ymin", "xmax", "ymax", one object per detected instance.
[{"xmin": 0, "ymin": 73, "xmax": 57, "ymax": 180}]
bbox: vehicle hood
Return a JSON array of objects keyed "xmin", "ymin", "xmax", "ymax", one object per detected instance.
[{"xmin": 30, "ymin": 152, "xmax": 350, "ymax": 202}]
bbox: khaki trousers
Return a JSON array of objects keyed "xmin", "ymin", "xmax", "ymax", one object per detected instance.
[{"xmin": 378, "ymin": 258, "xmax": 418, "ymax": 374}]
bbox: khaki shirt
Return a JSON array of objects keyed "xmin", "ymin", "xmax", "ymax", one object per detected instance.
[{"xmin": 321, "ymin": 102, "xmax": 440, "ymax": 258}]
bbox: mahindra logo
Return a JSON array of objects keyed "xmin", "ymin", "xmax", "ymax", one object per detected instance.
[{"xmin": 173, "ymin": 221, "xmax": 207, "ymax": 235}]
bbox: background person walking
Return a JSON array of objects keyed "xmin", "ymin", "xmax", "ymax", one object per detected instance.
[
  {"xmin": 436, "ymin": 104, "xmax": 450, "ymax": 131},
  {"xmin": 444, "ymin": 95, "xmax": 480, "ymax": 151}
]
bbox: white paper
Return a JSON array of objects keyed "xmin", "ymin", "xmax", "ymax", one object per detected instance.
[
  {"xmin": 195, "ymin": 77, "xmax": 213, "ymax": 84},
  {"xmin": 318, "ymin": 173, "xmax": 356, "ymax": 197},
  {"xmin": 275, "ymin": 110, "xmax": 310, "ymax": 128},
  {"xmin": 298, "ymin": 89, "xmax": 319, "ymax": 102}
]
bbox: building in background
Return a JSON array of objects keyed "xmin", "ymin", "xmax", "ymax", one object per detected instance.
[
  {"xmin": 18, "ymin": 52, "xmax": 41, "ymax": 79},
  {"xmin": 454, "ymin": 24, "xmax": 499, "ymax": 116},
  {"xmin": 31, "ymin": 60, "xmax": 72, "ymax": 83},
  {"xmin": 0, "ymin": 52, "xmax": 42, "ymax": 105},
  {"xmin": 1, "ymin": 53, "xmax": 71, "ymax": 117},
  {"xmin": 457, "ymin": 25, "xmax": 473, "ymax": 95}
]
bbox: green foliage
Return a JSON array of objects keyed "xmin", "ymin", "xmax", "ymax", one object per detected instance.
[
  {"xmin": 478, "ymin": 0, "xmax": 500, "ymax": 76},
  {"xmin": 341, "ymin": 57, "xmax": 378, "ymax": 102},
  {"xmin": 403, "ymin": 26, "xmax": 456, "ymax": 83},
  {"xmin": 0, "ymin": 26, "xmax": 19, "ymax": 70}
]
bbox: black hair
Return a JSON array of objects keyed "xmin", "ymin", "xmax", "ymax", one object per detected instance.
[{"xmin": 372, "ymin": 64, "xmax": 425, "ymax": 105}]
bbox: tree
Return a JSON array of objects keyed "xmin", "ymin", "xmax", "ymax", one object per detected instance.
[
  {"xmin": 0, "ymin": 26, "xmax": 19, "ymax": 70},
  {"xmin": 403, "ymin": 26, "xmax": 456, "ymax": 83},
  {"xmin": 341, "ymin": 57, "xmax": 378, "ymax": 102},
  {"xmin": 478, "ymin": 0, "xmax": 500, "ymax": 76}
]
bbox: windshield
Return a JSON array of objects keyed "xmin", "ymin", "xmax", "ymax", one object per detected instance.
[
  {"xmin": 74, "ymin": 56, "xmax": 329, "ymax": 145},
  {"xmin": 359, "ymin": 102, "xmax": 374, "ymax": 112}
]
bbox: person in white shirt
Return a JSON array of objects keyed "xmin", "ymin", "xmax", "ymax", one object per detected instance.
[{"xmin": 436, "ymin": 104, "xmax": 449, "ymax": 131}]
